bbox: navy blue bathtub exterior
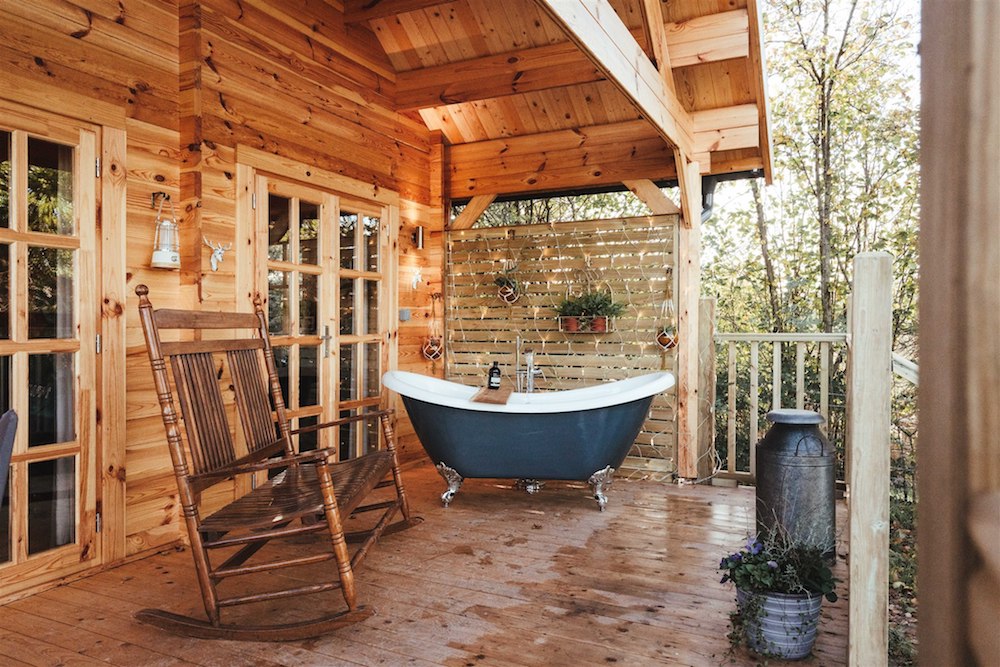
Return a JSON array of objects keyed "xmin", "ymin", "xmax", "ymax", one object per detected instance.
[{"xmin": 400, "ymin": 395, "xmax": 654, "ymax": 480}]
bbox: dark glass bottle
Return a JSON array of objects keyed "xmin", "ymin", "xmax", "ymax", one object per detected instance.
[{"xmin": 488, "ymin": 361, "xmax": 501, "ymax": 389}]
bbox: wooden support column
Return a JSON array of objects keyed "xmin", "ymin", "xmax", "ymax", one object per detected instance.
[
  {"xmin": 675, "ymin": 156, "xmax": 701, "ymax": 478},
  {"xmin": 99, "ymin": 126, "xmax": 128, "ymax": 564},
  {"xmin": 178, "ymin": 1, "xmax": 205, "ymax": 294},
  {"xmin": 846, "ymin": 252, "xmax": 892, "ymax": 667},
  {"xmin": 919, "ymin": 0, "xmax": 999, "ymax": 664},
  {"xmin": 696, "ymin": 296, "xmax": 717, "ymax": 481}
]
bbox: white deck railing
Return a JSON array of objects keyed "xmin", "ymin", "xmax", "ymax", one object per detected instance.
[{"xmin": 713, "ymin": 332, "xmax": 849, "ymax": 481}]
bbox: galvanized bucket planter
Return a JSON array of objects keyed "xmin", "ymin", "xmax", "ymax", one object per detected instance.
[{"xmin": 736, "ymin": 588, "xmax": 823, "ymax": 660}]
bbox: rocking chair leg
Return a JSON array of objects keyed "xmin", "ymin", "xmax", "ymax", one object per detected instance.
[
  {"xmin": 379, "ymin": 413, "xmax": 414, "ymax": 522},
  {"xmin": 316, "ymin": 460, "xmax": 359, "ymax": 609}
]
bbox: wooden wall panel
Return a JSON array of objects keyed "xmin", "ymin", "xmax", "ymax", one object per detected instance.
[{"xmin": 446, "ymin": 216, "xmax": 678, "ymax": 478}]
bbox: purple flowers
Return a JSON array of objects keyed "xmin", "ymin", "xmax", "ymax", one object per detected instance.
[{"xmin": 767, "ymin": 560, "xmax": 778, "ymax": 569}]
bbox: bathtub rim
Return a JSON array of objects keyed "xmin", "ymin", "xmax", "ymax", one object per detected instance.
[{"xmin": 382, "ymin": 370, "xmax": 674, "ymax": 414}]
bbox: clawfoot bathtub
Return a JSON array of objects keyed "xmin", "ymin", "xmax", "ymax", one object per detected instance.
[{"xmin": 382, "ymin": 371, "xmax": 675, "ymax": 510}]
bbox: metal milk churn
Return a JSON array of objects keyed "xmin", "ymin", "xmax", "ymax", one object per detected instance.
[{"xmin": 755, "ymin": 409, "xmax": 835, "ymax": 556}]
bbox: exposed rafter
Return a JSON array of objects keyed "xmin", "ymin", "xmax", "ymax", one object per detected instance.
[
  {"xmin": 666, "ymin": 9, "xmax": 749, "ymax": 68},
  {"xmin": 639, "ymin": 0, "xmax": 676, "ymax": 95},
  {"xmin": 395, "ymin": 41, "xmax": 603, "ymax": 111},
  {"xmin": 534, "ymin": 0, "xmax": 695, "ymax": 158}
]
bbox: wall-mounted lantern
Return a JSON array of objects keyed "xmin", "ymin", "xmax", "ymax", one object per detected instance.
[
  {"xmin": 412, "ymin": 225, "xmax": 425, "ymax": 250},
  {"xmin": 150, "ymin": 192, "xmax": 180, "ymax": 269}
]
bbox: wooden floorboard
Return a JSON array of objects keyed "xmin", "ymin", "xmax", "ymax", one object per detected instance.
[{"xmin": 2, "ymin": 461, "xmax": 849, "ymax": 666}]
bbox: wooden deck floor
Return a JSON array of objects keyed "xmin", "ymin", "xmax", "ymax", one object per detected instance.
[{"xmin": 0, "ymin": 462, "xmax": 848, "ymax": 666}]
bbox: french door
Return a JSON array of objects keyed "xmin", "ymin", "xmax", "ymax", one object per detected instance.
[
  {"xmin": 0, "ymin": 106, "xmax": 99, "ymax": 592},
  {"xmin": 257, "ymin": 176, "xmax": 388, "ymax": 460}
]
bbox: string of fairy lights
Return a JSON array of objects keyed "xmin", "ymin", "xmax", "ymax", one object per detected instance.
[{"xmin": 444, "ymin": 215, "xmax": 680, "ymax": 481}]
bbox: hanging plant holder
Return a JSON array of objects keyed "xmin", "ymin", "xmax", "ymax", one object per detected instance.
[
  {"xmin": 493, "ymin": 231, "xmax": 521, "ymax": 305},
  {"xmin": 496, "ymin": 280, "xmax": 520, "ymax": 304},
  {"xmin": 655, "ymin": 268, "xmax": 677, "ymax": 350},
  {"xmin": 421, "ymin": 337, "xmax": 444, "ymax": 361},
  {"xmin": 422, "ymin": 293, "xmax": 445, "ymax": 361},
  {"xmin": 655, "ymin": 324, "xmax": 677, "ymax": 351}
]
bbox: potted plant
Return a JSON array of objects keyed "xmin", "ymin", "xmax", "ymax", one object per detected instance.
[
  {"xmin": 493, "ymin": 273, "xmax": 520, "ymax": 304},
  {"xmin": 575, "ymin": 290, "xmax": 626, "ymax": 332},
  {"xmin": 719, "ymin": 533, "xmax": 838, "ymax": 660},
  {"xmin": 555, "ymin": 297, "xmax": 583, "ymax": 331}
]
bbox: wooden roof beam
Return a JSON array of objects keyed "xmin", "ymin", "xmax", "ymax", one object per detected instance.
[
  {"xmin": 692, "ymin": 104, "xmax": 759, "ymax": 154},
  {"xmin": 345, "ymin": 0, "xmax": 457, "ymax": 24},
  {"xmin": 395, "ymin": 41, "xmax": 604, "ymax": 111},
  {"xmin": 639, "ymin": 0, "xmax": 676, "ymax": 95},
  {"xmin": 446, "ymin": 120, "xmax": 678, "ymax": 198},
  {"xmin": 666, "ymin": 9, "xmax": 750, "ymax": 68},
  {"xmin": 535, "ymin": 0, "xmax": 695, "ymax": 159}
]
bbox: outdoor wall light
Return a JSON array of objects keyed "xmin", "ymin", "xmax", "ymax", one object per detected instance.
[
  {"xmin": 150, "ymin": 192, "xmax": 181, "ymax": 269},
  {"xmin": 412, "ymin": 225, "xmax": 425, "ymax": 250}
]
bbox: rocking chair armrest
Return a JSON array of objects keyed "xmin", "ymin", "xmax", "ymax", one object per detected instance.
[
  {"xmin": 187, "ymin": 448, "xmax": 332, "ymax": 483},
  {"xmin": 290, "ymin": 409, "xmax": 394, "ymax": 437}
]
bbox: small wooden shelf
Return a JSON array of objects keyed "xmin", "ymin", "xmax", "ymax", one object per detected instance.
[{"xmin": 557, "ymin": 316, "xmax": 616, "ymax": 333}]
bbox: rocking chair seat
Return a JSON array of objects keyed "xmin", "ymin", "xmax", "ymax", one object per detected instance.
[{"xmin": 199, "ymin": 450, "xmax": 395, "ymax": 534}]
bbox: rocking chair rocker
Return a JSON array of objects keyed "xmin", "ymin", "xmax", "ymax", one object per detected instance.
[{"xmin": 134, "ymin": 285, "xmax": 420, "ymax": 640}]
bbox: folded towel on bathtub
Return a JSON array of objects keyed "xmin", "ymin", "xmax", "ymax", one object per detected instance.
[{"xmin": 471, "ymin": 385, "xmax": 513, "ymax": 404}]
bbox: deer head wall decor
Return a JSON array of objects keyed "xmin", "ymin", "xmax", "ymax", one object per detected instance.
[{"xmin": 204, "ymin": 237, "xmax": 232, "ymax": 272}]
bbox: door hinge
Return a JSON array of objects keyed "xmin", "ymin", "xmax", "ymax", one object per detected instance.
[
  {"xmin": 251, "ymin": 192, "xmax": 257, "ymax": 210},
  {"xmin": 96, "ymin": 334, "xmax": 102, "ymax": 354},
  {"xmin": 96, "ymin": 511, "xmax": 102, "ymax": 533},
  {"xmin": 95, "ymin": 158, "xmax": 101, "ymax": 178}
]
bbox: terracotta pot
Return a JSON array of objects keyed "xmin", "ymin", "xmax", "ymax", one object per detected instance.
[
  {"xmin": 561, "ymin": 316, "xmax": 580, "ymax": 332},
  {"xmin": 590, "ymin": 316, "xmax": 608, "ymax": 333},
  {"xmin": 656, "ymin": 328, "xmax": 677, "ymax": 350}
]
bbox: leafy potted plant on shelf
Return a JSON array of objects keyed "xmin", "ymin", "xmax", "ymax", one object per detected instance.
[
  {"xmin": 719, "ymin": 532, "xmax": 838, "ymax": 660},
  {"xmin": 575, "ymin": 289, "xmax": 626, "ymax": 332},
  {"xmin": 555, "ymin": 297, "xmax": 584, "ymax": 332}
]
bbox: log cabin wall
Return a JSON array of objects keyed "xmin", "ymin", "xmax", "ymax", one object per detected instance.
[{"xmin": 0, "ymin": 0, "xmax": 441, "ymax": 579}]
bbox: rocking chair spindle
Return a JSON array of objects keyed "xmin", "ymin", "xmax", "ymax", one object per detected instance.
[{"xmin": 133, "ymin": 285, "xmax": 421, "ymax": 641}]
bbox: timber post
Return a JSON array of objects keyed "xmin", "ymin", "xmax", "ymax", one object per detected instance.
[
  {"xmin": 696, "ymin": 296, "xmax": 717, "ymax": 481},
  {"xmin": 846, "ymin": 251, "xmax": 893, "ymax": 667}
]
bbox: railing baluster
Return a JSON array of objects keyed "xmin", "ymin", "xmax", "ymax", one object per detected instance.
[
  {"xmin": 820, "ymin": 341, "xmax": 830, "ymax": 424},
  {"xmin": 772, "ymin": 341, "xmax": 782, "ymax": 410},
  {"xmin": 727, "ymin": 341, "xmax": 737, "ymax": 474},
  {"xmin": 749, "ymin": 341, "xmax": 759, "ymax": 478},
  {"xmin": 714, "ymin": 332, "xmax": 848, "ymax": 484},
  {"xmin": 796, "ymin": 341, "xmax": 806, "ymax": 409}
]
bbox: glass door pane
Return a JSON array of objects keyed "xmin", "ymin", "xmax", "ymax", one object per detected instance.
[
  {"xmin": 262, "ymin": 182, "xmax": 328, "ymax": 455},
  {"xmin": 0, "ymin": 116, "xmax": 98, "ymax": 593}
]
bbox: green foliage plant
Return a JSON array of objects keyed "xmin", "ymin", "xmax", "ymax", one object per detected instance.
[
  {"xmin": 720, "ymin": 532, "xmax": 838, "ymax": 656},
  {"xmin": 555, "ymin": 298, "xmax": 583, "ymax": 317},
  {"xmin": 577, "ymin": 290, "xmax": 627, "ymax": 318}
]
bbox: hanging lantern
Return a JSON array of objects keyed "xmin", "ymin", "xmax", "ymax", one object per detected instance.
[{"xmin": 150, "ymin": 193, "xmax": 180, "ymax": 269}]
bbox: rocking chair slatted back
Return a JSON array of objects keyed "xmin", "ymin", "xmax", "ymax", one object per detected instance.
[
  {"xmin": 170, "ymin": 351, "xmax": 239, "ymax": 475},
  {"xmin": 134, "ymin": 285, "xmax": 421, "ymax": 641},
  {"xmin": 228, "ymin": 347, "xmax": 283, "ymax": 456}
]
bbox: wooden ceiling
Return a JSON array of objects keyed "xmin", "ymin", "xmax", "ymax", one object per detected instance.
[{"xmin": 345, "ymin": 0, "xmax": 772, "ymax": 199}]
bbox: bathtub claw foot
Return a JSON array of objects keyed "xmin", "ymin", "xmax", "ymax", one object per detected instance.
[
  {"xmin": 436, "ymin": 463, "xmax": 463, "ymax": 507},
  {"xmin": 516, "ymin": 479, "xmax": 545, "ymax": 495},
  {"xmin": 588, "ymin": 466, "xmax": 615, "ymax": 511}
]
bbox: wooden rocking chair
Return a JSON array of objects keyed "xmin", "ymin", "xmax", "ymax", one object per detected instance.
[{"xmin": 134, "ymin": 285, "xmax": 420, "ymax": 641}]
